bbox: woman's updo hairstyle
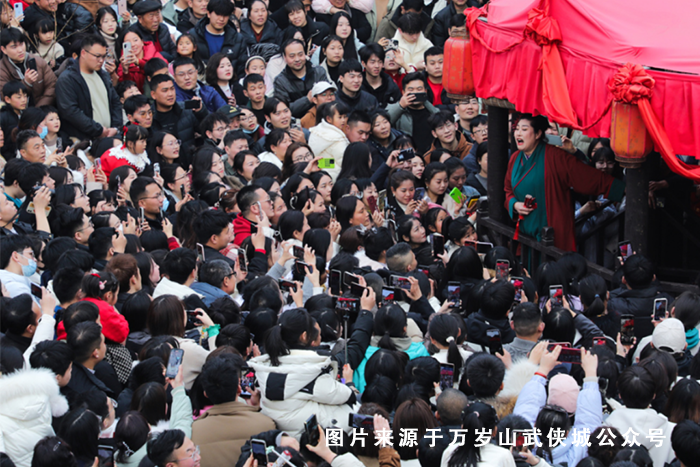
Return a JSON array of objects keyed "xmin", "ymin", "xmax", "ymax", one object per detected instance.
[{"xmin": 264, "ymin": 308, "xmax": 317, "ymax": 366}]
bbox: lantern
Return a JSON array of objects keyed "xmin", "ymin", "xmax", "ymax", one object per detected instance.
[
  {"xmin": 610, "ymin": 101, "xmax": 653, "ymax": 168},
  {"xmin": 443, "ymin": 29, "xmax": 474, "ymax": 100}
]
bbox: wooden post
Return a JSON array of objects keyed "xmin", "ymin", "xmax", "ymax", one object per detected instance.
[
  {"xmin": 624, "ymin": 161, "xmax": 649, "ymax": 256},
  {"xmin": 487, "ymin": 105, "xmax": 510, "ymax": 224}
]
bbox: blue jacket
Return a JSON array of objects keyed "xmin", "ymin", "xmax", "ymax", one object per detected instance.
[
  {"xmin": 175, "ymin": 82, "xmax": 227, "ymax": 114},
  {"xmin": 354, "ymin": 339, "xmax": 430, "ymax": 393},
  {"xmin": 513, "ymin": 374, "xmax": 603, "ymax": 466},
  {"xmin": 190, "ymin": 282, "xmax": 231, "ymax": 307}
]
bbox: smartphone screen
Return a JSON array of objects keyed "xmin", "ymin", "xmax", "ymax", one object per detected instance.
[
  {"xmin": 238, "ymin": 248, "xmax": 248, "ymax": 273},
  {"xmin": 367, "ymin": 195, "xmax": 378, "ymax": 213},
  {"xmin": 549, "ymin": 285, "xmax": 564, "ymax": 307},
  {"xmin": 557, "ymin": 347, "xmax": 581, "ymax": 364},
  {"xmin": 330, "ymin": 270, "xmax": 341, "ymax": 296},
  {"xmin": 414, "ymin": 187, "xmax": 426, "ymax": 201},
  {"xmin": 495, "ymin": 260, "xmax": 509, "ymax": 280},
  {"xmin": 251, "ymin": 439, "xmax": 268, "ymax": 465},
  {"xmin": 293, "ymin": 246, "xmax": 304, "ymax": 260},
  {"xmin": 240, "ymin": 367, "xmax": 256, "ymax": 397},
  {"xmin": 593, "ymin": 337, "xmax": 607, "ymax": 347},
  {"xmin": 336, "ymin": 297, "xmax": 359, "ymax": 316},
  {"xmin": 513, "ymin": 430, "xmax": 528, "ymax": 452},
  {"xmin": 486, "ymin": 329, "xmax": 503, "ymax": 355},
  {"xmin": 439, "ymin": 363, "xmax": 455, "ymax": 391},
  {"xmin": 654, "ymin": 298, "xmax": 667, "ymax": 321},
  {"xmin": 349, "ymin": 413, "xmax": 375, "ymax": 430},
  {"xmin": 278, "ymin": 280, "xmax": 297, "ymax": 293},
  {"xmin": 476, "ymin": 242, "xmax": 494, "ymax": 254},
  {"xmin": 432, "ymin": 233, "xmax": 445, "ymax": 257},
  {"xmin": 305, "ymin": 414, "xmax": 320, "ymax": 446},
  {"xmin": 382, "ymin": 287, "xmax": 396, "ymax": 304},
  {"xmin": 621, "ymin": 315, "xmax": 635, "ymax": 345},
  {"xmin": 391, "ymin": 276, "xmax": 411, "ymax": 291},
  {"xmin": 447, "ymin": 282, "xmax": 461, "ymax": 307},
  {"xmin": 30, "ymin": 283, "xmax": 42, "ymax": 299},
  {"xmin": 511, "ymin": 277, "xmax": 523, "ymax": 303},
  {"xmin": 343, "ymin": 271, "xmax": 359, "ymax": 292},
  {"xmin": 97, "ymin": 445, "xmax": 114, "ymax": 467},
  {"xmin": 350, "ymin": 282, "xmax": 366, "ymax": 297},
  {"xmin": 618, "ymin": 240, "xmax": 632, "ymax": 260},
  {"xmin": 165, "ymin": 348, "xmax": 184, "ymax": 378}
]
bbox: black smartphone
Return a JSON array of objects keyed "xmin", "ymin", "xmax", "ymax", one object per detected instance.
[
  {"xmin": 495, "ymin": 260, "xmax": 509, "ymax": 280},
  {"xmin": 416, "ymin": 266, "xmax": 430, "ymax": 278},
  {"xmin": 411, "ymin": 92, "xmax": 428, "ymax": 103},
  {"xmin": 549, "ymin": 285, "xmax": 564, "ymax": 307},
  {"xmin": 304, "ymin": 414, "xmax": 320, "ymax": 446},
  {"xmin": 391, "ymin": 275, "xmax": 411, "ymax": 291},
  {"xmin": 335, "ymin": 297, "xmax": 360, "ymax": 316},
  {"xmin": 432, "ymin": 233, "xmax": 445, "ymax": 257},
  {"xmin": 180, "ymin": 185, "xmax": 187, "ymax": 198},
  {"xmin": 414, "ymin": 187, "xmax": 426, "ymax": 201},
  {"xmin": 251, "ymin": 439, "xmax": 268, "ymax": 465},
  {"xmin": 557, "ymin": 346, "xmax": 582, "ymax": 364},
  {"xmin": 330, "ymin": 269, "xmax": 341, "ymax": 296},
  {"xmin": 653, "ymin": 298, "xmax": 667, "ymax": 321},
  {"xmin": 382, "ymin": 287, "xmax": 396, "ymax": 304},
  {"xmin": 511, "ymin": 277, "xmax": 523, "ymax": 303},
  {"xmin": 293, "ymin": 261, "xmax": 311, "ymax": 282},
  {"xmin": 396, "ymin": 148, "xmax": 414, "ymax": 163},
  {"xmin": 293, "ymin": 245, "xmax": 304, "ymax": 260},
  {"xmin": 97, "ymin": 445, "xmax": 115, "ymax": 467},
  {"xmin": 343, "ymin": 271, "xmax": 359, "ymax": 292},
  {"xmin": 439, "ymin": 363, "xmax": 455, "ymax": 391},
  {"xmin": 621, "ymin": 314, "xmax": 635, "ymax": 345},
  {"xmin": 184, "ymin": 99, "xmax": 199, "ymax": 110},
  {"xmin": 447, "ymin": 281, "xmax": 461, "ymax": 308},
  {"xmin": 618, "ymin": 240, "xmax": 632, "ymax": 260},
  {"xmin": 165, "ymin": 348, "xmax": 184, "ymax": 378},
  {"xmin": 349, "ymin": 413, "xmax": 375, "ymax": 430},
  {"xmin": 240, "ymin": 367, "xmax": 256, "ymax": 397},
  {"xmin": 486, "ymin": 329, "xmax": 503, "ymax": 355},
  {"xmin": 350, "ymin": 282, "xmax": 367, "ymax": 298},
  {"xmin": 279, "ymin": 279, "xmax": 298, "ymax": 293},
  {"xmin": 30, "ymin": 283, "xmax": 42, "ymax": 299},
  {"xmin": 27, "ymin": 57, "xmax": 37, "ymax": 71},
  {"xmin": 238, "ymin": 248, "xmax": 248, "ymax": 273}
]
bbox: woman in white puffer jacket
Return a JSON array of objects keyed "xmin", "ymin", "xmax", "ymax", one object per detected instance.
[
  {"xmin": 248, "ymin": 308, "xmax": 359, "ymax": 439},
  {"xmin": 308, "ymin": 102, "xmax": 350, "ymax": 181},
  {"xmin": 0, "ymin": 368, "xmax": 69, "ymax": 467}
]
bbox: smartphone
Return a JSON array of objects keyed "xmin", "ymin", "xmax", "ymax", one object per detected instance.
[
  {"xmin": 414, "ymin": 187, "xmax": 426, "ymax": 201},
  {"xmin": 279, "ymin": 279, "xmax": 298, "ymax": 293},
  {"xmin": 377, "ymin": 190, "xmax": 387, "ymax": 212},
  {"xmin": 239, "ymin": 367, "xmax": 256, "ymax": 397},
  {"xmin": 318, "ymin": 158, "xmax": 335, "ymax": 169},
  {"xmin": 524, "ymin": 194, "xmax": 536, "ymax": 209},
  {"xmin": 547, "ymin": 134, "xmax": 563, "ymax": 146},
  {"xmin": 512, "ymin": 430, "xmax": 529, "ymax": 452},
  {"xmin": 251, "ymin": 439, "xmax": 268, "ymax": 465},
  {"xmin": 432, "ymin": 233, "xmax": 445, "ymax": 257},
  {"xmin": 122, "ymin": 41, "xmax": 131, "ymax": 55},
  {"xmin": 184, "ymin": 100, "xmax": 199, "ymax": 110},
  {"xmin": 342, "ymin": 271, "xmax": 359, "ymax": 292},
  {"xmin": 13, "ymin": 2, "xmax": 22, "ymax": 17},
  {"xmin": 439, "ymin": 363, "xmax": 455, "ymax": 391},
  {"xmin": 653, "ymin": 298, "xmax": 668, "ymax": 321},
  {"xmin": 476, "ymin": 241, "xmax": 494, "ymax": 254},
  {"xmin": 27, "ymin": 58, "xmax": 37, "ymax": 71},
  {"xmin": 447, "ymin": 281, "xmax": 461, "ymax": 308},
  {"xmin": 557, "ymin": 347, "xmax": 582, "ymax": 364},
  {"xmin": 304, "ymin": 414, "xmax": 319, "ymax": 446},
  {"xmin": 29, "ymin": 283, "xmax": 42, "ymax": 299},
  {"xmin": 411, "ymin": 92, "xmax": 428, "ymax": 103},
  {"xmin": 396, "ymin": 148, "xmax": 414, "ymax": 163},
  {"xmin": 620, "ymin": 314, "xmax": 635, "ymax": 345},
  {"xmin": 349, "ymin": 413, "xmax": 375, "ymax": 430},
  {"xmin": 336, "ymin": 296, "xmax": 360, "ymax": 316},
  {"xmin": 495, "ymin": 260, "xmax": 510, "ymax": 280},
  {"xmin": 366, "ymin": 195, "xmax": 378, "ymax": 214},
  {"xmin": 117, "ymin": 0, "xmax": 127, "ymax": 16},
  {"xmin": 95, "ymin": 158, "xmax": 102, "ymax": 171},
  {"xmin": 466, "ymin": 196, "xmax": 479, "ymax": 211},
  {"xmin": 448, "ymin": 187, "xmax": 464, "ymax": 204},
  {"xmin": 511, "ymin": 277, "xmax": 523, "ymax": 303},
  {"xmin": 382, "ymin": 287, "xmax": 396, "ymax": 304},
  {"xmin": 546, "ymin": 342, "xmax": 571, "ymax": 352},
  {"xmin": 196, "ymin": 243, "xmax": 205, "ymax": 262},
  {"xmin": 293, "ymin": 261, "xmax": 312, "ymax": 281},
  {"xmin": 387, "ymin": 219, "xmax": 397, "ymax": 243},
  {"xmin": 165, "ymin": 348, "xmax": 184, "ymax": 378},
  {"xmin": 391, "ymin": 275, "xmax": 411, "ymax": 291},
  {"xmin": 549, "ymin": 285, "xmax": 564, "ymax": 308},
  {"xmin": 618, "ymin": 240, "xmax": 632, "ymax": 260},
  {"xmin": 139, "ymin": 207, "xmax": 145, "ymax": 225},
  {"xmin": 416, "ymin": 266, "xmax": 430, "ymax": 278},
  {"xmin": 350, "ymin": 282, "xmax": 367, "ymax": 297},
  {"xmin": 293, "ymin": 245, "xmax": 304, "ymax": 260},
  {"xmin": 593, "ymin": 337, "xmax": 607, "ymax": 347},
  {"xmin": 97, "ymin": 445, "xmax": 114, "ymax": 467},
  {"xmin": 115, "ymin": 174, "xmax": 121, "ymax": 191},
  {"xmin": 238, "ymin": 248, "xmax": 248, "ymax": 273},
  {"xmin": 154, "ymin": 162, "xmax": 160, "ymax": 176},
  {"xmin": 180, "ymin": 185, "xmax": 187, "ymax": 199},
  {"xmin": 486, "ymin": 329, "xmax": 503, "ymax": 355},
  {"xmin": 330, "ymin": 269, "xmax": 341, "ymax": 296}
]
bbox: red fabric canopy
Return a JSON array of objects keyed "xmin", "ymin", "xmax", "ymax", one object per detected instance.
[{"xmin": 471, "ymin": 0, "xmax": 700, "ymax": 160}]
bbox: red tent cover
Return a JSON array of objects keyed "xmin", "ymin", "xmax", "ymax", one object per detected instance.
[{"xmin": 470, "ymin": 0, "xmax": 700, "ymax": 160}]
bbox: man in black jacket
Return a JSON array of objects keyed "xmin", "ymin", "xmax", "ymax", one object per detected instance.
[
  {"xmin": 431, "ymin": 0, "xmax": 470, "ymax": 47},
  {"xmin": 465, "ymin": 280, "xmax": 517, "ymax": 349},
  {"xmin": 65, "ymin": 322, "xmax": 116, "ymax": 397},
  {"xmin": 360, "ymin": 44, "xmax": 401, "ymax": 109},
  {"xmin": 55, "ymin": 35, "xmax": 121, "ymax": 140},
  {"xmin": 193, "ymin": 210, "xmax": 235, "ymax": 268},
  {"xmin": 21, "ymin": 0, "xmax": 57, "ymax": 37},
  {"xmin": 130, "ymin": 0, "xmax": 178, "ymax": 61},
  {"xmin": 608, "ymin": 255, "xmax": 675, "ymax": 340},
  {"xmin": 282, "ymin": 0, "xmax": 329, "ymax": 47},
  {"xmin": 335, "ymin": 59, "xmax": 378, "ymax": 114},
  {"xmin": 273, "ymin": 39, "xmax": 329, "ymax": 118},
  {"xmin": 188, "ymin": 0, "xmax": 253, "ymax": 70},
  {"xmin": 150, "ymin": 74, "xmax": 208, "ymax": 166}
]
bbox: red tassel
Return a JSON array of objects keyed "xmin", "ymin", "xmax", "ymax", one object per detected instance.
[{"xmin": 513, "ymin": 215, "xmax": 523, "ymax": 241}]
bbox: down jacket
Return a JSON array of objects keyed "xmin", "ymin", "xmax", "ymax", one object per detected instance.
[
  {"xmin": 307, "ymin": 120, "xmax": 349, "ymax": 181},
  {"xmin": 248, "ymin": 349, "xmax": 358, "ymax": 438},
  {"xmin": 0, "ymin": 368, "xmax": 69, "ymax": 467}
]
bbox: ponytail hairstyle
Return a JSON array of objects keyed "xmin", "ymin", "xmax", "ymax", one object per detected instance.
[
  {"xmin": 114, "ymin": 411, "xmax": 150, "ymax": 463},
  {"xmin": 579, "ymin": 274, "xmax": 607, "ymax": 319},
  {"xmin": 535, "ymin": 405, "xmax": 571, "ymax": 463},
  {"xmin": 81, "ymin": 271, "xmax": 119, "ymax": 300},
  {"xmin": 123, "ymin": 124, "xmax": 149, "ymax": 154},
  {"xmin": 447, "ymin": 402, "xmax": 499, "ymax": 467},
  {"xmin": 264, "ymin": 308, "xmax": 315, "ymax": 366},
  {"xmin": 429, "ymin": 314, "xmax": 463, "ymax": 375},
  {"xmin": 374, "ymin": 304, "xmax": 407, "ymax": 351}
]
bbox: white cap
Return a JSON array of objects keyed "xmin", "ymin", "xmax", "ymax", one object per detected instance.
[
  {"xmin": 652, "ymin": 318, "xmax": 686, "ymax": 354},
  {"xmin": 311, "ymin": 81, "xmax": 337, "ymax": 97}
]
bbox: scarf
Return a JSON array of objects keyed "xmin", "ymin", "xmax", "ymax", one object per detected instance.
[{"xmin": 687, "ymin": 328, "xmax": 699, "ymax": 350}]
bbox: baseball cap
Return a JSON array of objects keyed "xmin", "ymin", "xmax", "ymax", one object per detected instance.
[
  {"xmin": 652, "ymin": 317, "xmax": 686, "ymax": 354},
  {"xmin": 311, "ymin": 81, "xmax": 337, "ymax": 97},
  {"xmin": 217, "ymin": 105, "xmax": 242, "ymax": 119}
]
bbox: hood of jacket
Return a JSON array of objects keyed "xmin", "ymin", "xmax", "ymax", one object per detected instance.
[
  {"xmin": 605, "ymin": 407, "xmax": 675, "ymax": 452},
  {"xmin": 369, "ymin": 335, "xmax": 414, "ymax": 351},
  {"xmin": 233, "ymin": 214, "xmax": 255, "ymax": 244},
  {"xmin": 248, "ymin": 349, "xmax": 337, "ymax": 396},
  {"xmin": 466, "ymin": 311, "xmax": 515, "ymax": 346},
  {"xmin": 240, "ymin": 18, "xmax": 280, "ymax": 42},
  {"xmin": 0, "ymin": 368, "xmax": 69, "ymax": 420},
  {"xmin": 309, "ymin": 120, "xmax": 349, "ymax": 144}
]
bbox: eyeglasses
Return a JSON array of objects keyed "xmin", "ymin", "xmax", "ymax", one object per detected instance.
[
  {"xmin": 174, "ymin": 445, "xmax": 200, "ymax": 462},
  {"xmin": 164, "ymin": 139, "xmax": 182, "ymax": 148},
  {"xmin": 142, "ymin": 192, "xmax": 165, "ymax": 200},
  {"xmin": 77, "ymin": 220, "xmax": 94, "ymax": 231},
  {"xmin": 292, "ymin": 152, "xmax": 314, "ymax": 163},
  {"xmin": 84, "ymin": 49, "xmax": 108, "ymax": 61},
  {"xmin": 473, "ymin": 127, "xmax": 488, "ymax": 135},
  {"xmin": 213, "ymin": 126, "xmax": 227, "ymax": 133},
  {"xmin": 240, "ymin": 114, "xmax": 256, "ymax": 122}
]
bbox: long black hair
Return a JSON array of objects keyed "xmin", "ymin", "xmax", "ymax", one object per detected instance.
[
  {"xmin": 429, "ymin": 314, "xmax": 464, "ymax": 376},
  {"xmin": 447, "ymin": 402, "xmax": 499, "ymax": 467},
  {"xmin": 264, "ymin": 308, "xmax": 317, "ymax": 366},
  {"xmin": 374, "ymin": 304, "xmax": 407, "ymax": 351}
]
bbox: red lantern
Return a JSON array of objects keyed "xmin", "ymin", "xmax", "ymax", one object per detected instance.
[
  {"xmin": 443, "ymin": 29, "xmax": 474, "ymax": 100},
  {"xmin": 610, "ymin": 101, "xmax": 653, "ymax": 168}
]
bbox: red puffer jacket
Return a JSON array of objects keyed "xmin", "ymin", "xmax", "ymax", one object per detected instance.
[{"xmin": 56, "ymin": 297, "xmax": 129, "ymax": 343}]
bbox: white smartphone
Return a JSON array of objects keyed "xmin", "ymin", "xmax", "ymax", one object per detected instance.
[
  {"xmin": 14, "ymin": 2, "xmax": 23, "ymax": 18},
  {"xmin": 123, "ymin": 41, "xmax": 132, "ymax": 56}
]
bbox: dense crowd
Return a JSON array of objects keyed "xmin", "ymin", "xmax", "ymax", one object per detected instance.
[{"xmin": 0, "ymin": 0, "xmax": 699, "ymax": 466}]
